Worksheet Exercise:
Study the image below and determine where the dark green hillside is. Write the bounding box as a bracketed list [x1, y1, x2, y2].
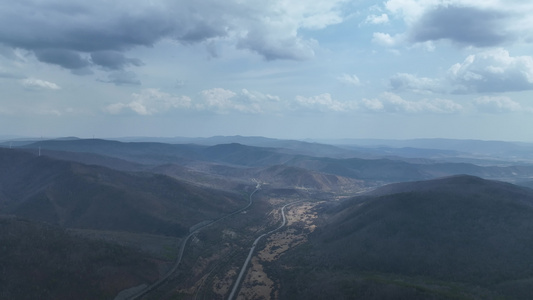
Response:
[277, 175, 533, 299]
[0, 148, 244, 236]
[0, 216, 158, 300]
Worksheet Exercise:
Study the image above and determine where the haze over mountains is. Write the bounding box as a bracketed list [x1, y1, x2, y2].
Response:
[2, 136, 533, 299]
[15, 136, 533, 185]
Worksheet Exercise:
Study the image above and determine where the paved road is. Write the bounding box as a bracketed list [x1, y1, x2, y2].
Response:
[227, 201, 301, 300]
[126, 186, 260, 300]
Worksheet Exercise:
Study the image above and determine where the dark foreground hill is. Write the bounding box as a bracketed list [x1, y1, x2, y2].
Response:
[0, 148, 244, 236]
[0, 216, 158, 300]
[276, 175, 533, 299]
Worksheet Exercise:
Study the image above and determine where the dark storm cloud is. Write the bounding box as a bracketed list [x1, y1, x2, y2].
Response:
[99, 71, 141, 86]
[91, 51, 144, 70]
[0, 0, 338, 73]
[0, 1, 221, 72]
[34, 49, 90, 70]
[175, 19, 228, 43]
[410, 5, 510, 47]
[0, 2, 176, 52]
[238, 35, 314, 61]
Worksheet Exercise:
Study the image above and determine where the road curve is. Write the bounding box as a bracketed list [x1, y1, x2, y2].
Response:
[126, 187, 260, 300]
[227, 201, 301, 300]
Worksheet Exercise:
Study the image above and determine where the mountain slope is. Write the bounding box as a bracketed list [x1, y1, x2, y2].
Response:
[0, 216, 158, 300]
[277, 175, 533, 299]
[0, 148, 244, 236]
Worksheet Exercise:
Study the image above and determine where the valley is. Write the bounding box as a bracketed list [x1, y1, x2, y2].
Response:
[2, 136, 533, 299]
[6, 2, 533, 299]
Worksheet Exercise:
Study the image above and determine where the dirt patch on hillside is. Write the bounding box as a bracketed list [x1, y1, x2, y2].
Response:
[286, 202, 320, 230]
[213, 267, 239, 297]
[236, 201, 321, 299]
[238, 257, 277, 300]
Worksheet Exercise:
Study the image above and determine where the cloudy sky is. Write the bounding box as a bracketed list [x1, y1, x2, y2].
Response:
[1, 0, 533, 141]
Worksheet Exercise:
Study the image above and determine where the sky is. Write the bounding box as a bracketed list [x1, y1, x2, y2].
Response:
[1, 0, 533, 141]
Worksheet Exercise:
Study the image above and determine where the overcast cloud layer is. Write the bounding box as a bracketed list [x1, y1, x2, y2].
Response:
[1, 0, 533, 141]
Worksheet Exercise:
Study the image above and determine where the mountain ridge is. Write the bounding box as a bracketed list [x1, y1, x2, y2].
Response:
[0, 148, 245, 236]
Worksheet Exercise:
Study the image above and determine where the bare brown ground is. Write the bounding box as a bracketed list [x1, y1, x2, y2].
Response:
[213, 268, 238, 297]
[233, 201, 322, 300]
[237, 257, 277, 300]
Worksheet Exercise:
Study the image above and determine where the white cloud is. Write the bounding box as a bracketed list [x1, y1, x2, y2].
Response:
[105, 88, 191, 115]
[294, 93, 357, 112]
[365, 14, 389, 24]
[361, 92, 463, 113]
[390, 49, 533, 94]
[199, 88, 281, 113]
[21, 78, 61, 90]
[472, 96, 524, 113]
[372, 32, 401, 47]
[385, 0, 435, 24]
[448, 49, 533, 93]
[360, 98, 384, 111]
[105, 87, 283, 115]
[337, 73, 361, 86]
[382, 92, 462, 113]
[199, 88, 238, 112]
[238, 89, 281, 113]
[292, 92, 463, 114]
[229, 2, 348, 61]
[240, 89, 280, 103]
[390, 73, 443, 93]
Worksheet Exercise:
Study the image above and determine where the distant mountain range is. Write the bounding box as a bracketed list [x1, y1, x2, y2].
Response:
[118, 136, 533, 163]
[11, 138, 533, 186]
[7, 135, 533, 163]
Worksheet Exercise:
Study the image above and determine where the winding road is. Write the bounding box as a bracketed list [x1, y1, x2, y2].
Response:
[126, 185, 261, 300]
[227, 200, 301, 300]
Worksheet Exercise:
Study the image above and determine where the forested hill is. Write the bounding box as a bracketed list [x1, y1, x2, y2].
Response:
[278, 175, 533, 299]
[0, 148, 244, 236]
